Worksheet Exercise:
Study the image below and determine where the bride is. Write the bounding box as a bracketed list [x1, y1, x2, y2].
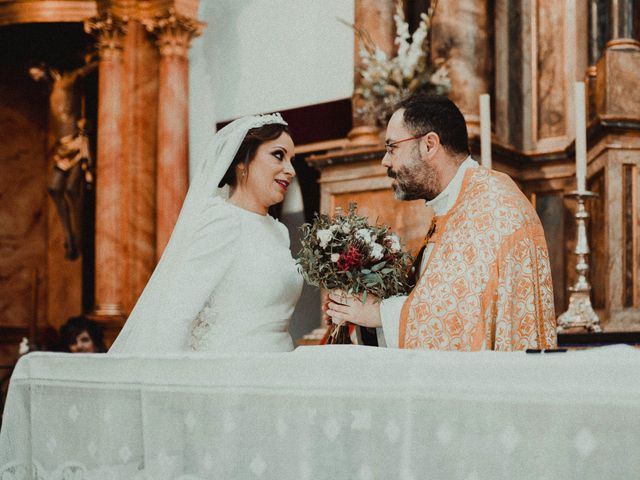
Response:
[109, 113, 303, 354]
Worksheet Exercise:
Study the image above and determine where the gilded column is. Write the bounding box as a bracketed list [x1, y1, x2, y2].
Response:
[144, 10, 204, 258]
[431, 0, 491, 136]
[84, 13, 128, 318]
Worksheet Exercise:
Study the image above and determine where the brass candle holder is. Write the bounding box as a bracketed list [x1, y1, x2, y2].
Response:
[557, 190, 601, 333]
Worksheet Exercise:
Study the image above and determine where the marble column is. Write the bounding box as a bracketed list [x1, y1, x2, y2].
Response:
[430, 0, 491, 136]
[595, 1, 640, 121]
[609, 0, 640, 42]
[144, 10, 204, 258]
[589, 0, 606, 65]
[586, 0, 605, 120]
[494, 0, 588, 152]
[120, 20, 160, 313]
[84, 13, 128, 318]
[589, 0, 640, 330]
[348, 0, 395, 145]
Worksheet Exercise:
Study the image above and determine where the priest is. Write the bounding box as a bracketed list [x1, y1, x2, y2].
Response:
[326, 94, 557, 351]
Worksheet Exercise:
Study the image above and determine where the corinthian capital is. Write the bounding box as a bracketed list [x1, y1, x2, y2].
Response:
[143, 8, 205, 58]
[84, 13, 128, 60]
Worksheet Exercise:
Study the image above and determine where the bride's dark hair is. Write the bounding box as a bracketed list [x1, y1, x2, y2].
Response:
[218, 123, 291, 188]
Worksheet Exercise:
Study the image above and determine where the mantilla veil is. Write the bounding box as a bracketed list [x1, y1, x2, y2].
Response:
[109, 113, 288, 354]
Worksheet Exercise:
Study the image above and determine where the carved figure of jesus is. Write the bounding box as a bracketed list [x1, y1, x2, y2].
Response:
[29, 61, 97, 260]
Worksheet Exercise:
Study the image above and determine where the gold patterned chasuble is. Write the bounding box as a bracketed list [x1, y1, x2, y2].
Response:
[399, 167, 557, 351]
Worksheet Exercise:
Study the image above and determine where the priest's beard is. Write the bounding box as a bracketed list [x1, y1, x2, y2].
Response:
[388, 144, 441, 201]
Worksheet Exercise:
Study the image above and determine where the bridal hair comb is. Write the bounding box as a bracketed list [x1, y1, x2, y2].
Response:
[253, 112, 288, 127]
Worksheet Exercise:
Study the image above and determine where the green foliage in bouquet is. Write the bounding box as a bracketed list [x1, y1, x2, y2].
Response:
[297, 204, 414, 302]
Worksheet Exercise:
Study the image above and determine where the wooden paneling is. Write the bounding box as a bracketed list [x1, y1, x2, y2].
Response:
[622, 164, 638, 309]
[535, 192, 566, 316]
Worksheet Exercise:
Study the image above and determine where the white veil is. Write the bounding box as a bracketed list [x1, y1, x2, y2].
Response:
[109, 113, 288, 354]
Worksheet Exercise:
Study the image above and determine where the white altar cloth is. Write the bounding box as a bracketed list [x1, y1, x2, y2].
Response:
[1, 345, 640, 480]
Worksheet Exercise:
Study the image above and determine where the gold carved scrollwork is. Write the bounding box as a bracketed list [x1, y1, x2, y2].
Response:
[143, 8, 205, 58]
[84, 13, 128, 60]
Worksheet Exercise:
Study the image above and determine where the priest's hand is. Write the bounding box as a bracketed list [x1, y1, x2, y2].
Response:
[326, 290, 382, 328]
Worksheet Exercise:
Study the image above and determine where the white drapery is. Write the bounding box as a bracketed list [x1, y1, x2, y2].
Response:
[2, 346, 640, 479]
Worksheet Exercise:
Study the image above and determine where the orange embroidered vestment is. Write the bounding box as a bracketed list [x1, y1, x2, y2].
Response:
[399, 167, 557, 351]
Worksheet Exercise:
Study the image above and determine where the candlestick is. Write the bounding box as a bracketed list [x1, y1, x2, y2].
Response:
[557, 190, 601, 333]
[574, 82, 587, 193]
[479, 94, 492, 169]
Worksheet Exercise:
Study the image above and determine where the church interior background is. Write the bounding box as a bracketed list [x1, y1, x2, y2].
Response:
[0, 0, 639, 407]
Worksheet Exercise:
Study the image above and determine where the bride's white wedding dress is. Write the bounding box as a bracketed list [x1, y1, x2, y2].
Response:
[109, 113, 303, 354]
[189, 197, 303, 352]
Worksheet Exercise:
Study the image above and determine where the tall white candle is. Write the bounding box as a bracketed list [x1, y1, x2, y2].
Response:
[574, 82, 587, 192]
[479, 94, 492, 169]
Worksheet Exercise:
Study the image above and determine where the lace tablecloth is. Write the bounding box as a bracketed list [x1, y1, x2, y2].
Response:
[1, 345, 639, 479]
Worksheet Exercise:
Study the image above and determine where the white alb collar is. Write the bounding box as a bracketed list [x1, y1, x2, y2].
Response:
[426, 156, 478, 216]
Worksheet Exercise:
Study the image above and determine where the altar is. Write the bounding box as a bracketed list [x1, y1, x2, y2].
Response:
[2, 346, 640, 480]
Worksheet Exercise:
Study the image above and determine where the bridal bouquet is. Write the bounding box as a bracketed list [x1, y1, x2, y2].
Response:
[297, 204, 413, 344]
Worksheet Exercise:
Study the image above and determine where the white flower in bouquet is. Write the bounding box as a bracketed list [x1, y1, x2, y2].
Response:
[355, 228, 373, 244]
[331, 253, 341, 263]
[386, 234, 401, 253]
[316, 229, 333, 248]
[370, 243, 384, 260]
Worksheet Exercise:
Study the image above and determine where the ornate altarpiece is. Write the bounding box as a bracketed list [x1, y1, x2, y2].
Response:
[0, 0, 202, 371]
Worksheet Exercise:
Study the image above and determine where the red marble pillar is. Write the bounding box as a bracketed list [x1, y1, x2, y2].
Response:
[84, 14, 128, 318]
[144, 11, 204, 258]
[120, 20, 159, 313]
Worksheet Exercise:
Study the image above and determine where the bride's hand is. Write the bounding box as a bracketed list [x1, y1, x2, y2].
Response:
[326, 290, 382, 328]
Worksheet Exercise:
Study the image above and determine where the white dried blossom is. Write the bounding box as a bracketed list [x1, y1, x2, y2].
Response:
[19, 337, 29, 355]
[331, 253, 341, 263]
[374, 46, 388, 63]
[348, 0, 448, 126]
[316, 229, 333, 248]
[430, 64, 452, 92]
